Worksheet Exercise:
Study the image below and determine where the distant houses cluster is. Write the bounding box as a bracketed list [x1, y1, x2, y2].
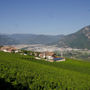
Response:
[0, 46, 19, 53]
[0, 46, 65, 62]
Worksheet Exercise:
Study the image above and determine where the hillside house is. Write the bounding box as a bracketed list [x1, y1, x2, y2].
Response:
[39, 52, 46, 58]
[38, 51, 65, 62]
[0, 46, 19, 53]
[39, 51, 54, 59]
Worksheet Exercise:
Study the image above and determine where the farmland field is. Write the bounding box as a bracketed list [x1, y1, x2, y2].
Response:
[0, 51, 90, 90]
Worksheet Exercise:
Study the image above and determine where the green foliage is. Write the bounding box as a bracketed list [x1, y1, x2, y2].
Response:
[0, 51, 90, 89]
[0, 45, 3, 48]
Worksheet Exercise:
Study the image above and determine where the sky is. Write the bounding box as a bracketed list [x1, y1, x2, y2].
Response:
[0, 0, 90, 35]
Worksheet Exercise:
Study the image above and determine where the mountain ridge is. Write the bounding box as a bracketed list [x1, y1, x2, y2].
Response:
[56, 25, 90, 49]
[0, 25, 90, 49]
[0, 34, 64, 45]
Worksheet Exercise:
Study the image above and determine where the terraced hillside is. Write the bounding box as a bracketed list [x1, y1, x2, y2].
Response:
[0, 51, 90, 89]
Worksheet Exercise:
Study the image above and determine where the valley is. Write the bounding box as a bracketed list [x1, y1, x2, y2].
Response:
[10, 44, 90, 61]
[1, 0, 90, 89]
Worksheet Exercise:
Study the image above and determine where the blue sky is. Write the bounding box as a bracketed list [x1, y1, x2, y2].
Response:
[0, 0, 90, 35]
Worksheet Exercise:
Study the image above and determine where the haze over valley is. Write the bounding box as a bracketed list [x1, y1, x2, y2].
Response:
[1, 25, 90, 49]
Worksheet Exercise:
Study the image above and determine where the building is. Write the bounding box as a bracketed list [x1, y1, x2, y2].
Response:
[0, 46, 19, 53]
[39, 51, 54, 59]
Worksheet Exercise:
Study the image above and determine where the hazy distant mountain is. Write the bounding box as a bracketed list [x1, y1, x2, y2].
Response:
[1, 25, 90, 49]
[0, 34, 17, 45]
[0, 34, 64, 45]
[56, 25, 90, 49]
[10, 34, 64, 44]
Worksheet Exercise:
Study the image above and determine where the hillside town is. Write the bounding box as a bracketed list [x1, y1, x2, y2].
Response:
[0, 46, 19, 53]
[1, 44, 90, 61]
[0, 46, 65, 62]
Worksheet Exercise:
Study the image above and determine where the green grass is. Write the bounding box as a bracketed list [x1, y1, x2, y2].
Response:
[0, 51, 90, 90]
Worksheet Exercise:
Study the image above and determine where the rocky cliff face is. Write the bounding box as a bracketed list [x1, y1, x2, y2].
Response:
[80, 26, 90, 39]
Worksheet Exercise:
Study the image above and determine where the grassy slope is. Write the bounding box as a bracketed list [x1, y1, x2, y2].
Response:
[0, 51, 90, 89]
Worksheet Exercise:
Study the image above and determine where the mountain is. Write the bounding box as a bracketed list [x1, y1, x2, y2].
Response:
[1, 25, 90, 48]
[10, 34, 64, 44]
[0, 34, 64, 45]
[0, 34, 17, 45]
[56, 25, 90, 49]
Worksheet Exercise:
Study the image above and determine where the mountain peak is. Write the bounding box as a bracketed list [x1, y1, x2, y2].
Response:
[56, 25, 90, 49]
[81, 25, 90, 39]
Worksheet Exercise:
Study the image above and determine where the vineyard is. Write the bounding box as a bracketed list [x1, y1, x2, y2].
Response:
[0, 51, 90, 90]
